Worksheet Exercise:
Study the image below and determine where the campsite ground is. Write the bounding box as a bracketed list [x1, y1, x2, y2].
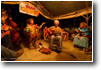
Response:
[14, 38, 92, 61]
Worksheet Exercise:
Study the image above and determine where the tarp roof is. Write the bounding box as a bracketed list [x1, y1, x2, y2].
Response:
[1, 1, 92, 20]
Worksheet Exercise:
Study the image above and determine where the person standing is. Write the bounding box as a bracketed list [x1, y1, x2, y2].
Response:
[43, 26, 48, 40]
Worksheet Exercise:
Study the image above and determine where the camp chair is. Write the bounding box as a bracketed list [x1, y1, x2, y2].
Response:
[25, 34, 38, 50]
[48, 35, 63, 51]
[23, 28, 36, 49]
[53, 38, 60, 46]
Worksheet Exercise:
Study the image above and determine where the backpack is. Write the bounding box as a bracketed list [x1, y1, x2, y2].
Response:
[39, 42, 51, 54]
[39, 47, 51, 55]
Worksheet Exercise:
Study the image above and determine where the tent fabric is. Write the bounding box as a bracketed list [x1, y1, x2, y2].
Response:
[53, 9, 92, 20]
[39, 1, 90, 17]
[1, 1, 92, 20]
[31, 1, 92, 20]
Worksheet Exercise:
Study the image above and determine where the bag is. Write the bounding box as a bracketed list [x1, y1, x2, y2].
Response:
[39, 47, 51, 55]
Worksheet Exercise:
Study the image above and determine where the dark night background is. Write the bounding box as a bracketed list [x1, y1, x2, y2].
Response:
[1, 4, 92, 34]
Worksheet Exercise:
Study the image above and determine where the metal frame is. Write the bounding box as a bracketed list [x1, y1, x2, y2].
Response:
[37, 1, 54, 18]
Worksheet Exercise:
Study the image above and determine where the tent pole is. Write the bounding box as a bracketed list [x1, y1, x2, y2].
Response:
[74, 18, 75, 29]
[88, 14, 92, 18]
[86, 1, 88, 26]
[82, 15, 86, 18]
[87, 12, 88, 26]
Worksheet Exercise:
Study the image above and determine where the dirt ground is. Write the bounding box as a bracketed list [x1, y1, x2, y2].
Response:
[14, 38, 92, 61]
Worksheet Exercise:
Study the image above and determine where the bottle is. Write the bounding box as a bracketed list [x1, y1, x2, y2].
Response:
[26, 27, 30, 33]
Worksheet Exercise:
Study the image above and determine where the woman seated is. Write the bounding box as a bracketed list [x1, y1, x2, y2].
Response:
[61, 29, 69, 41]
[73, 22, 90, 51]
[24, 18, 45, 48]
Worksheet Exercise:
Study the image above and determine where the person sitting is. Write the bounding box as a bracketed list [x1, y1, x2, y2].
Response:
[23, 18, 45, 48]
[61, 29, 69, 41]
[43, 26, 48, 40]
[1, 45, 23, 61]
[73, 22, 90, 51]
[1, 16, 13, 49]
[1, 10, 12, 25]
[48, 20, 62, 51]
[1, 10, 8, 23]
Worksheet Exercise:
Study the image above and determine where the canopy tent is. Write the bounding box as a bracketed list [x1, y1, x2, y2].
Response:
[1, 1, 92, 25]
[1, 1, 92, 19]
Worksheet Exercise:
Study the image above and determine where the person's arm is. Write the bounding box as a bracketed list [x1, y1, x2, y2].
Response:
[47, 26, 53, 34]
[75, 28, 79, 32]
[23, 26, 28, 31]
[9, 26, 12, 29]
[60, 28, 62, 33]
[39, 22, 46, 29]
[78, 35, 87, 39]
[47, 28, 50, 32]
[78, 30, 90, 39]
[82, 35, 87, 37]
[23, 28, 26, 31]
[23, 25, 30, 32]
[5, 25, 12, 31]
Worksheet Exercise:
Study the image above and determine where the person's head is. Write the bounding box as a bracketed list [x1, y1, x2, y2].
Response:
[27, 18, 34, 25]
[44, 26, 47, 29]
[54, 20, 59, 27]
[80, 22, 84, 28]
[35, 24, 38, 26]
[1, 11, 6, 16]
[61, 29, 64, 32]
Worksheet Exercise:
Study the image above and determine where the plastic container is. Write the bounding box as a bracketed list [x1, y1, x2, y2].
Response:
[26, 27, 30, 33]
